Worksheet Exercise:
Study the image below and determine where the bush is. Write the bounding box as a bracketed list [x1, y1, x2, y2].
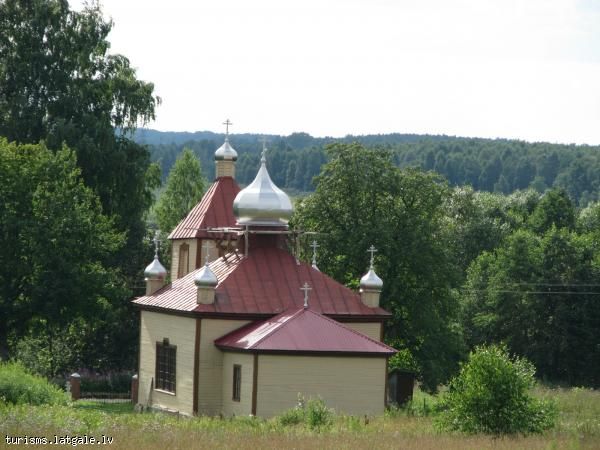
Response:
[436, 345, 557, 435]
[277, 394, 333, 430]
[0, 361, 69, 406]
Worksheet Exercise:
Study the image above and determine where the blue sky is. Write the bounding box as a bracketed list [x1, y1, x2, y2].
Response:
[71, 0, 600, 144]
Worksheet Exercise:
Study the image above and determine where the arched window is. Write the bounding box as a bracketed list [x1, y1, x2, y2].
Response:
[178, 243, 189, 278]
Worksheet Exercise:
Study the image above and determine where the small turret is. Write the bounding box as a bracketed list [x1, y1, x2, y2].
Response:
[360, 245, 383, 308]
[215, 119, 238, 179]
[195, 249, 218, 304]
[145, 232, 167, 295]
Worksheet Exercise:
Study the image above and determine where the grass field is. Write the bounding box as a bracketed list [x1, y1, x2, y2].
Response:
[1, 387, 598, 449]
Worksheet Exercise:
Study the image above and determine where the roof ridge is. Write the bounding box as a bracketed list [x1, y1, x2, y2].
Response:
[247, 307, 305, 350]
[307, 309, 396, 351]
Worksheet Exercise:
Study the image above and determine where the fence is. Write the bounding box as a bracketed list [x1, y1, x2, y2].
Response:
[68, 373, 138, 403]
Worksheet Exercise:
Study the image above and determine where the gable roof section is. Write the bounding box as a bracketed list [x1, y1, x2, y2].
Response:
[215, 307, 396, 355]
[133, 246, 391, 319]
[168, 177, 240, 240]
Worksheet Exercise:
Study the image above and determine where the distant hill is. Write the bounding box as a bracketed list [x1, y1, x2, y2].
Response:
[135, 129, 600, 205]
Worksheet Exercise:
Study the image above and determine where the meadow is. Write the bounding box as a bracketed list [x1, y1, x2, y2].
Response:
[1, 387, 598, 450]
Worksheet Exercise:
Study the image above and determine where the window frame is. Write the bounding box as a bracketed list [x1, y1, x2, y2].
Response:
[155, 338, 177, 394]
[232, 364, 242, 402]
[178, 243, 190, 278]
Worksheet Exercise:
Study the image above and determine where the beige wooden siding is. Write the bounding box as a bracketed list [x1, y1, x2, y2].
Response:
[170, 239, 198, 280]
[221, 353, 254, 416]
[138, 311, 196, 415]
[256, 355, 386, 418]
[343, 322, 382, 341]
[197, 319, 250, 415]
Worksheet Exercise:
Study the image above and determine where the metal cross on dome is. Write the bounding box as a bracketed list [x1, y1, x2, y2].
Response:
[223, 119, 233, 137]
[310, 240, 319, 269]
[300, 282, 312, 308]
[153, 230, 161, 258]
[367, 245, 377, 269]
[259, 136, 269, 162]
[202, 241, 212, 265]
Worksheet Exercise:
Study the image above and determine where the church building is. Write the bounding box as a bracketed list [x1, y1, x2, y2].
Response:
[133, 124, 395, 417]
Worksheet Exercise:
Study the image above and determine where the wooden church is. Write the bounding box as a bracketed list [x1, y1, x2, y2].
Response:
[133, 124, 396, 417]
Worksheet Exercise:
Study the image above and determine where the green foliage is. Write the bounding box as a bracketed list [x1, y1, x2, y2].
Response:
[0, 362, 68, 406]
[278, 395, 333, 430]
[293, 142, 464, 390]
[80, 374, 131, 394]
[145, 130, 600, 205]
[0, 139, 128, 375]
[528, 189, 575, 233]
[436, 345, 557, 435]
[155, 148, 206, 233]
[305, 397, 334, 430]
[0, 0, 160, 283]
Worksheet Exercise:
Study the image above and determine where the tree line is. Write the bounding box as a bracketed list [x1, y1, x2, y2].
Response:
[148, 133, 600, 204]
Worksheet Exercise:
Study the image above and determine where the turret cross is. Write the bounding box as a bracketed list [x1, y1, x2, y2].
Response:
[223, 119, 233, 136]
[310, 240, 319, 267]
[259, 136, 268, 162]
[300, 282, 312, 308]
[202, 241, 212, 265]
[367, 245, 377, 269]
[153, 230, 161, 258]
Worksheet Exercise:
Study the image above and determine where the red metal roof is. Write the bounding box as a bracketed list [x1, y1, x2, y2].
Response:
[168, 177, 240, 239]
[215, 307, 396, 355]
[133, 246, 391, 319]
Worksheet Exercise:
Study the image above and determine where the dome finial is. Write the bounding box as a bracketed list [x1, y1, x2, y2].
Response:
[223, 119, 232, 140]
[311, 240, 320, 271]
[195, 241, 218, 288]
[153, 230, 161, 259]
[215, 120, 238, 162]
[259, 136, 268, 163]
[144, 230, 167, 281]
[360, 244, 383, 292]
[367, 245, 377, 270]
[300, 282, 312, 308]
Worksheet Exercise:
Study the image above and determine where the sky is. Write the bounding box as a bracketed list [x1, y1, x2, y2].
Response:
[70, 0, 600, 145]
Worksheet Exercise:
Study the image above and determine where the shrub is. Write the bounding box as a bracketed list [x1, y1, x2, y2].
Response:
[436, 344, 557, 435]
[0, 361, 69, 406]
[277, 394, 333, 430]
[305, 397, 333, 430]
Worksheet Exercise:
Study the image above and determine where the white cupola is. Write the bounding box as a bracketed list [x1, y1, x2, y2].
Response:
[144, 233, 168, 295]
[195, 252, 218, 304]
[215, 119, 238, 179]
[359, 245, 383, 308]
[232, 140, 293, 227]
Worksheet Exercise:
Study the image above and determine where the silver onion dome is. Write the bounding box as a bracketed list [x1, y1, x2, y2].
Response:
[144, 256, 167, 280]
[194, 263, 218, 288]
[360, 268, 383, 291]
[214, 138, 238, 161]
[233, 146, 293, 227]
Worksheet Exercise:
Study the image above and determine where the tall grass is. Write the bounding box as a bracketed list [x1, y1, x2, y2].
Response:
[0, 386, 598, 449]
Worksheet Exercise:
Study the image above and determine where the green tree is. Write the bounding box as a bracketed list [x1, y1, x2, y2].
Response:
[293, 143, 464, 390]
[437, 345, 556, 435]
[0, 139, 127, 373]
[155, 148, 206, 234]
[0, 0, 160, 280]
[528, 189, 575, 233]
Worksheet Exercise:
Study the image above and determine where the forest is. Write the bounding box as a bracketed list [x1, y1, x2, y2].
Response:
[0, 0, 598, 395]
[144, 130, 600, 205]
